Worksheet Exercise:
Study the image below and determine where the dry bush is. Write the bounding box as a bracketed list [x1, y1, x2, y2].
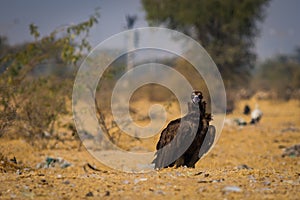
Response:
[18, 77, 70, 140]
[0, 85, 17, 137]
[0, 76, 72, 147]
[0, 152, 21, 173]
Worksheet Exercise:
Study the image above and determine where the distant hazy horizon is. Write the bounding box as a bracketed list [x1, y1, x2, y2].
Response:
[1, 0, 299, 60]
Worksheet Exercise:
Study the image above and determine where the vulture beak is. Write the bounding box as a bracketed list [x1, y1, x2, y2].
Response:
[192, 94, 201, 104]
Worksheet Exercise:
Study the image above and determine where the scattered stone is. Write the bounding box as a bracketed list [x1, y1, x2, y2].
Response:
[154, 190, 165, 195]
[248, 175, 256, 183]
[282, 144, 300, 157]
[10, 193, 17, 198]
[280, 127, 299, 133]
[86, 191, 93, 197]
[57, 174, 62, 179]
[40, 179, 47, 183]
[134, 178, 148, 184]
[278, 145, 286, 149]
[22, 191, 35, 198]
[282, 180, 294, 185]
[264, 181, 271, 186]
[258, 188, 271, 192]
[23, 168, 30, 172]
[212, 178, 224, 183]
[223, 186, 242, 193]
[63, 180, 70, 185]
[236, 164, 253, 170]
[198, 178, 224, 183]
[175, 172, 183, 177]
[198, 187, 207, 192]
[104, 191, 110, 196]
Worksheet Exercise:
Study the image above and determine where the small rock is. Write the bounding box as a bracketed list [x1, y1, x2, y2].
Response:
[248, 175, 256, 183]
[175, 172, 182, 177]
[283, 180, 294, 185]
[134, 178, 148, 184]
[236, 164, 253, 170]
[63, 180, 70, 185]
[16, 169, 22, 175]
[282, 144, 300, 157]
[154, 190, 165, 195]
[198, 187, 207, 192]
[104, 191, 110, 196]
[259, 188, 271, 192]
[23, 168, 30, 172]
[223, 186, 242, 193]
[212, 178, 224, 183]
[280, 127, 300, 133]
[264, 181, 271, 186]
[61, 162, 72, 168]
[86, 191, 93, 197]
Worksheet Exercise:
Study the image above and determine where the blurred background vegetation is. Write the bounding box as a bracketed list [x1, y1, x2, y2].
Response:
[0, 1, 299, 147]
[0, 10, 100, 145]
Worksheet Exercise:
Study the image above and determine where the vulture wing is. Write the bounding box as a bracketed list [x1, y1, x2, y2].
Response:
[153, 115, 199, 169]
[198, 125, 216, 158]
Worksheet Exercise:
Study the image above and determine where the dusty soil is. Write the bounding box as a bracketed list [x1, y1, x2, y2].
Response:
[0, 99, 299, 199]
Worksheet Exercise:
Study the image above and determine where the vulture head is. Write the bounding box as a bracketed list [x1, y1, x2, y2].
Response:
[191, 91, 203, 104]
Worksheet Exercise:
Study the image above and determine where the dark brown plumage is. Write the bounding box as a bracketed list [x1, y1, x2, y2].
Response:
[153, 91, 215, 169]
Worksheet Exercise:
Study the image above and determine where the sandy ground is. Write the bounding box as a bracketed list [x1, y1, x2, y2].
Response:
[0, 99, 299, 199]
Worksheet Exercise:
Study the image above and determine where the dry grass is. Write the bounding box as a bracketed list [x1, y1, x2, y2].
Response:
[0, 98, 299, 199]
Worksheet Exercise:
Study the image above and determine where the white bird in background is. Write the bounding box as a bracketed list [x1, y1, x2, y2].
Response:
[250, 104, 263, 124]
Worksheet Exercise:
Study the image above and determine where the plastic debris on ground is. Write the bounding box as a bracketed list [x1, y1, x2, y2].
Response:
[36, 156, 72, 169]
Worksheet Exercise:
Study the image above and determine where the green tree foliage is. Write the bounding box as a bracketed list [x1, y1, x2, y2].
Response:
[0, 9, 100, 140]
[142, 0, 270, 88]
